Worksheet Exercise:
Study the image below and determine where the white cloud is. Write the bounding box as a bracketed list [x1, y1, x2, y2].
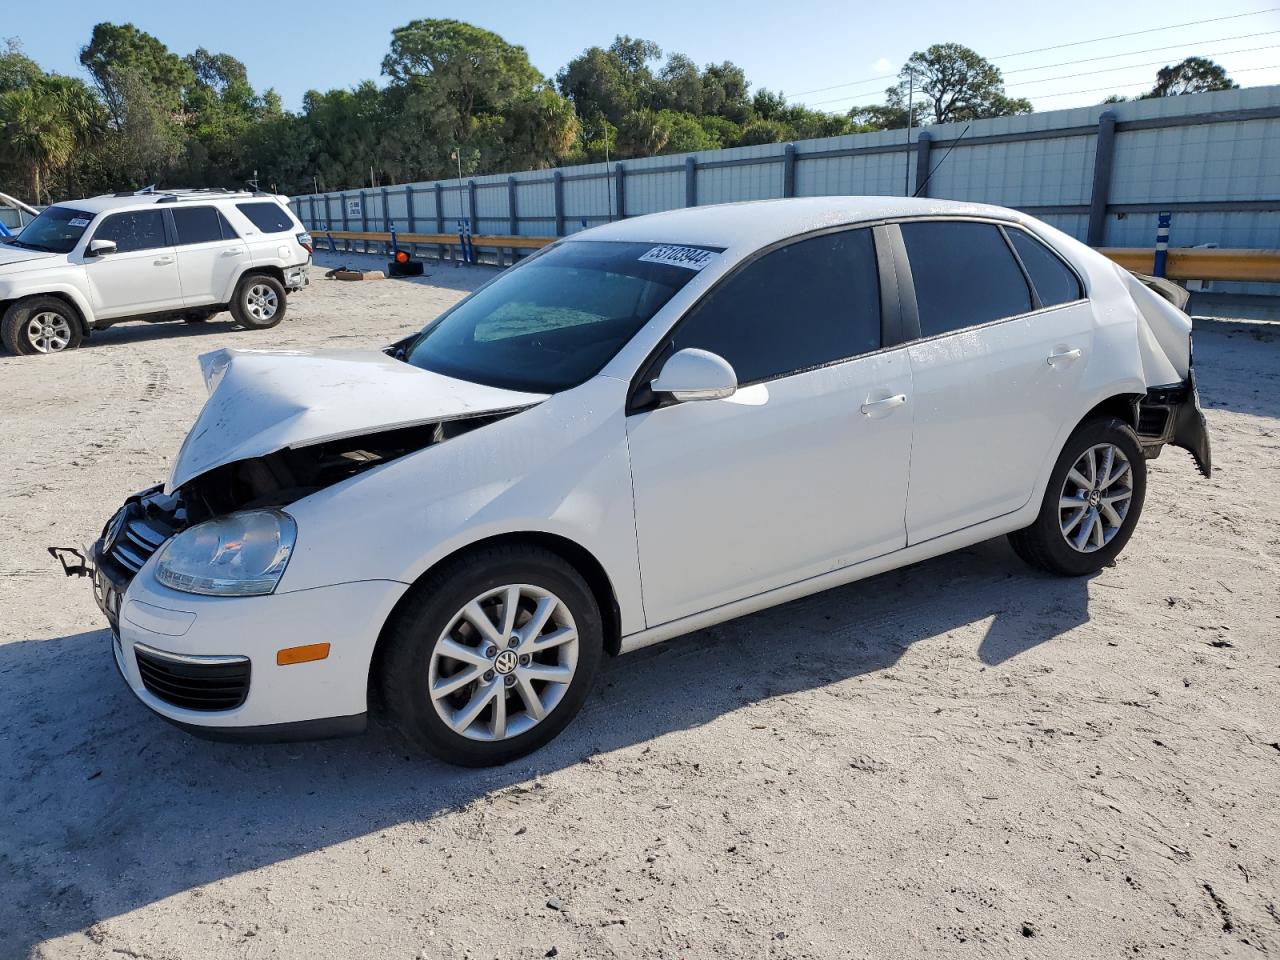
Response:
[874, 57, 893, 73]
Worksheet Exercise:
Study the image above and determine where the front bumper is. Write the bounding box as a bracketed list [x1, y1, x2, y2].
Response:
[91, 533, 405, 741]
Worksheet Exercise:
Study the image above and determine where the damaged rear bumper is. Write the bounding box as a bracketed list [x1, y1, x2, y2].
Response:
[1136, 366, 1212, 478]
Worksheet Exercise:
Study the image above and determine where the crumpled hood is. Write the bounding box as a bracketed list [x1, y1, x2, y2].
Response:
[167, 348, 548, 492]
[0, 243, 58, 271]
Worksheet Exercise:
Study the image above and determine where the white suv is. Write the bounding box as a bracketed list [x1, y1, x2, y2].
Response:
[76, 198, 1210, 766]
[0, 188, 312, 355]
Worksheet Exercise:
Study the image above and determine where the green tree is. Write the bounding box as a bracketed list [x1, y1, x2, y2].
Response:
[886, 43, 1030, 124]
[0, 38, 43, 92]
[557, 36, 662, 124]
[382, 19, 541, 144]
[79, 22, 193, 123]
[502, 87, 581, 169]
[700, 61, 750, 121]
[657, 53, 703, 114]
[1145, 56, 1238, 97]
[0, 85, 72, 201]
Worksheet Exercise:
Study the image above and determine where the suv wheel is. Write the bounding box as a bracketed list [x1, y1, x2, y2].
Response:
[379, 545, 603, 767]
[2, 296, 84, 356]
[1009, 417, 1147, 576]
[229, 274, 287, 329]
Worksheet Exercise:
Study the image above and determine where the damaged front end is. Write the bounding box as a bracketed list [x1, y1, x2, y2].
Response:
[74, 347, 546, 627]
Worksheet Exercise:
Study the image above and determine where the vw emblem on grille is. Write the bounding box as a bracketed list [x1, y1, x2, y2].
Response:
[493, 649, 519, 676]
[102, 509, 127, 554]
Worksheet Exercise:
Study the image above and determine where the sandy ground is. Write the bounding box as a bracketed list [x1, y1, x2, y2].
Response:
[1, 250, 1278, 960]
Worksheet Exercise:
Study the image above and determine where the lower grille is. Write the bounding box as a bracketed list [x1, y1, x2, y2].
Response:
[134, 644, 251, 711]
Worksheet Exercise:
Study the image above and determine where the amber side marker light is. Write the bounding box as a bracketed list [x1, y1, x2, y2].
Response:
[276, 643, 331, 666]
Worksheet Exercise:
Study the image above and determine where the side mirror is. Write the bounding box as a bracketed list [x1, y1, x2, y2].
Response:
[87, 239, 117, 257]
[650, 348, 737, 403]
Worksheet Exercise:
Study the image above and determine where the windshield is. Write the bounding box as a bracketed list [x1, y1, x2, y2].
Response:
[404, 240, 716, 393]
[12, 206, 94, 254]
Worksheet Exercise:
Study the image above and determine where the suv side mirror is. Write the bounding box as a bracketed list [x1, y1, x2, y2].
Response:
[87, 239, 117, 257]
[650, 348, 737, 403]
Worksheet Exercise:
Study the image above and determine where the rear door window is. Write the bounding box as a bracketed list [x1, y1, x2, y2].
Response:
[172, 206, 225, 245]
[900, 221, 1033, 337]
[235, 202, 293, 234]
[669, 228, 881, 385]
[1006, 228, 1083, 307]
[93, 210, 169, 253]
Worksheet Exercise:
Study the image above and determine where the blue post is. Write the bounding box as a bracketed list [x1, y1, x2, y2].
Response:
[1153, 211, 1172, 278]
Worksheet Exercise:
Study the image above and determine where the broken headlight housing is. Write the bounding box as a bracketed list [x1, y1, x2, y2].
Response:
[154, 510, 296, 597]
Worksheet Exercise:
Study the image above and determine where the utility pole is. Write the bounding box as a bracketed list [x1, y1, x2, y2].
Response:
[904, 68, 916, 197]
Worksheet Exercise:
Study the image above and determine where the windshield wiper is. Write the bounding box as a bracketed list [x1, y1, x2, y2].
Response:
[8, 240, 56, 252]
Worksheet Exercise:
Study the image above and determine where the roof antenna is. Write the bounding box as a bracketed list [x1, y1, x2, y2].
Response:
[913, 123, 970, 198]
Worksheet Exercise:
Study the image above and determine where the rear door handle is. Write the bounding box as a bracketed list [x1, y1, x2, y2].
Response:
[221, 249, 244, 257]
[1047, 347, 1082, 366]
[153, 256, 175, 266]
[861, 393, 907, 417]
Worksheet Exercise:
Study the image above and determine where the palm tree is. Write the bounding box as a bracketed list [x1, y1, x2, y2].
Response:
[0, 85, 73, 203]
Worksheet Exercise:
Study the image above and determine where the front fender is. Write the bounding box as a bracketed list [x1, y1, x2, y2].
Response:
[278, 376, 645, 635]
[0, 281, 95, 330]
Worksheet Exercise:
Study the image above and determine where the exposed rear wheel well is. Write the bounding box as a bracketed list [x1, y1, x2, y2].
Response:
[1080, 394, 1140, 431]
[237, 266, 286, 289]
[368, 532, 623, 706]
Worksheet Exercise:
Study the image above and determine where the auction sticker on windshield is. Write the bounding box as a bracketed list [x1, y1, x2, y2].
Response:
[638, 245, 717, 271]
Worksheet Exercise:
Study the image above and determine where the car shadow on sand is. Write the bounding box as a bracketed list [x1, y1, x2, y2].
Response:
[0, 536, 1091, 956]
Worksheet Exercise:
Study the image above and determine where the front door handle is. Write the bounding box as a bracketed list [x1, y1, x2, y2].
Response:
[860, 393, 907, 417]
[1047, 347, 1082, 366]
[153, 256, 175, 266]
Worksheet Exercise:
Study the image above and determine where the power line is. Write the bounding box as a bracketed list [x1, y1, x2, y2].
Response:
[991, 7, 1279, 59]
[787, 7, 1279, 99]
[805, 42, 1279, 109]
[1010, 43, 1280, 90]
[1029, 62, 1276, 100]
[1001, 28, 1280, 75]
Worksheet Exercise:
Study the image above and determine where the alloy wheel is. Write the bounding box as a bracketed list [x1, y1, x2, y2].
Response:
[1059, 442, 1133, 553]
[26, 311, 72, 353]
[428, 584, 579, 742]
[245, 284, 279, 322]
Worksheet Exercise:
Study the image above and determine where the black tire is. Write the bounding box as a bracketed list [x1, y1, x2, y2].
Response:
[1009, 417, 1147, 576]
[1, 296, 84, 356]
[228, 274, 286, 329]
[379, 545, 603, 767]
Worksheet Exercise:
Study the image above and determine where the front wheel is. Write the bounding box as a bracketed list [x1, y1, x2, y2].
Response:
[229, 274, 286, 329]
[1009, 417, 1147, 576]
[379, 545, 603, 766]
[1, 296, 84, 356]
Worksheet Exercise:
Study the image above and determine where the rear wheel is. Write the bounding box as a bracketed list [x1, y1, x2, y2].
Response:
[379, 545, 603, 767]
[1009, 417, 1146, 576]
[229, 274, 286, 329]
[1, 296, 84, 356]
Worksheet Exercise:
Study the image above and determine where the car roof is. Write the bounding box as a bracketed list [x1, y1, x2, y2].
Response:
[571, 196, 1026, 257]
[49, 191, 284, 216]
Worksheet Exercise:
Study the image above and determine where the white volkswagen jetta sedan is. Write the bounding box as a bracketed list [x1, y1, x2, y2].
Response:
[77, 198, 1210, 766]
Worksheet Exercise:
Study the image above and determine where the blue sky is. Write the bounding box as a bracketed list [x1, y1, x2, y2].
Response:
[8, 1, 1280, 113]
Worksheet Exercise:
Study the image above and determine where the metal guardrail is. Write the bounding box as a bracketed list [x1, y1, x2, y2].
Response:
[1100, 248, 1280, 283]
[309, 227, 1279, 284]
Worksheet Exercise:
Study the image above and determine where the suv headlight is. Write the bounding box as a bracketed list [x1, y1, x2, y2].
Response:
[155, 510, 296, 597]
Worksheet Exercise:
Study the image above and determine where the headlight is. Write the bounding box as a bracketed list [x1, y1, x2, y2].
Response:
[154, 510, 296, 597]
